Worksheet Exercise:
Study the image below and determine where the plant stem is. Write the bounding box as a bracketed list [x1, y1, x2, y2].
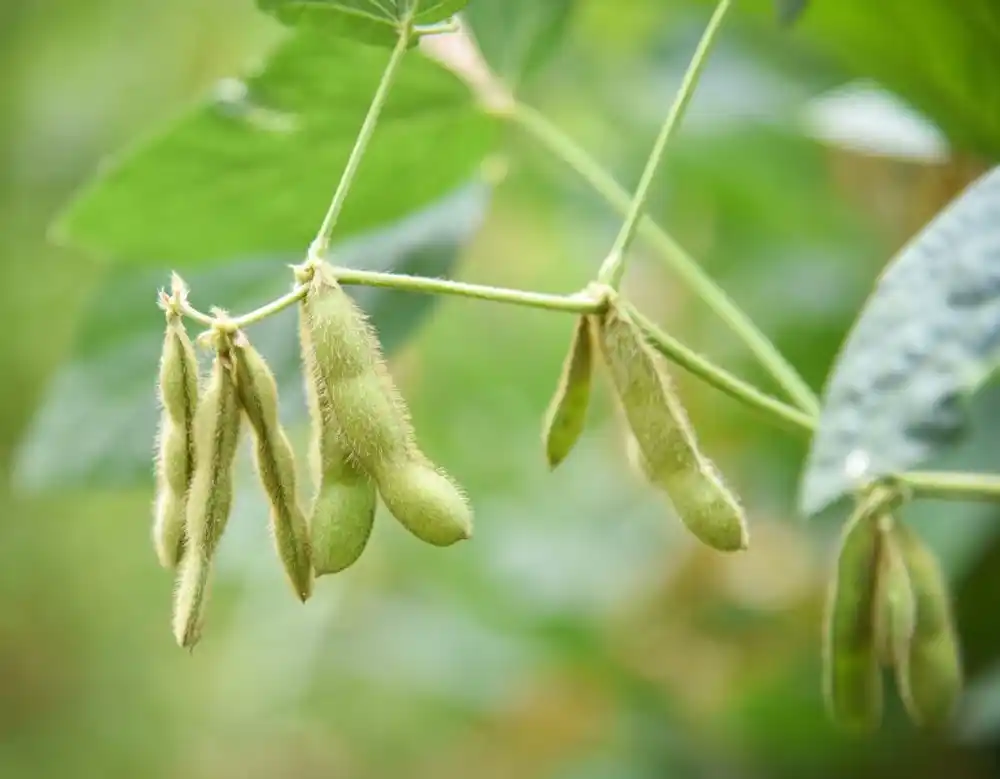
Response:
[896, 471, 1000, 503]
[308, 20, 412, 260]
[334, 267, 603, 313]
[626, 303, 814, 435]
[176, 271, 604, 330]
[507, 102, 820, 417]
[599, 0, 732, 288]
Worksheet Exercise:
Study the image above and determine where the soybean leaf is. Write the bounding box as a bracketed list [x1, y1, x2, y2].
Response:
[464, 0, 575, 88]
[688, 0, 1000, 157]
[775, 0, 809, 26]
[799, 165, 1000, 517]
[15, 182, 490, 491]
[53, 25, 494, 267]
[257, 0, 468, 46]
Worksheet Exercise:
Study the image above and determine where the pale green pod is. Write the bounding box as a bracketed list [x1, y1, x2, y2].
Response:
[376, 457, 473, 547]
[153, 488, 186, 573]
[300, 289, 378, 575]
[172, 546, 211, 650]
[590, 303, 747, 552]
[822, 501, 885, 732]
[231, 333, 312, 601]
[542, 316, 595, 469]
[297, 261, 414, 467]
[175, 347, 242, 648]
[892, 522, 963, 728]
[298, 260, 473, 548]
[152, 314, 200, 569]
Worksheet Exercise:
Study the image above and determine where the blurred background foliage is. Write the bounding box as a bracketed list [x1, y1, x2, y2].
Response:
[4, 0, 1000, 777]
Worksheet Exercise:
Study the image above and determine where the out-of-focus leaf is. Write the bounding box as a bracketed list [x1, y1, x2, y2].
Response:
[776, 0, 809, 27]
[699, 0, 1000, 157]
[465, 0, 575, 88]
[53, 25, 494, 266]
[257, 0, 468, 46]
[799, 165, 1000, 517]
[15, 182, 490, 491]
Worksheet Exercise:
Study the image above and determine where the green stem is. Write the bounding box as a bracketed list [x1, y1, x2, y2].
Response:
[309, 20, 412, 259]
[334, 267, 603, 313]
[626, 303, 814, 435]
[506, 102, 820, 417]
[175, 271, 603, 330]
[896, 471, 1000, 503]
[600, 0, 732, 288]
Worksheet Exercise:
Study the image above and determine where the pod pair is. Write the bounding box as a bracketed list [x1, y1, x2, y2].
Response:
[823, 498, 962, 731]
[296, 260, 473, 577]
[542, 297, 747, 552]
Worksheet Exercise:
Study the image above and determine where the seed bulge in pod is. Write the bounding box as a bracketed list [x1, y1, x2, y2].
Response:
[231, 332, 313, 601]
[377, 457, 473, 547]
[542, 316, 595, 469]
[822, 498, 885, 732]
[590, 303, 747, 552]
[892, 522, 962, 728]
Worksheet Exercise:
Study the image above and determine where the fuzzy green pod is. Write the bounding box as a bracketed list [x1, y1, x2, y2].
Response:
[590, 302, 747, 552]
[297, 260, 472, 548]
[173, 345, 242, 649]
[231, 333, 313, 601]
[152, 309, 200, 569]
[873, 516, 916, 670]
[542, 316, 594, 469]
[377, 456, 473, 547]
[822, 501, 885, 732]
[892, 522, 962, 728]
[300, 311, 377, 576]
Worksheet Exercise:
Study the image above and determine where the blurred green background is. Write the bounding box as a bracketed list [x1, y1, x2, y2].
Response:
[5, 0, 1000, 777]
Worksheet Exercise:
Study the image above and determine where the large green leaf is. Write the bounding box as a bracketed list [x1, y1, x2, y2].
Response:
[799, 165, 1000, 517]
[705, 0, 1000, 157]
[257, 0, 468, 46]
[15, 182, 490, 491]
[464, 0, 576, 88]
[53, 25, 494, 267]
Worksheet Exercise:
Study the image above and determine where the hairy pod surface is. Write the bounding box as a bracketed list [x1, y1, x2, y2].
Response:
[377, 457, 473, 547]
[543, 316, 595, 469]
[153, 314, 200, 569]
[300, 301, 378, 575]
[822, 501, 885, 732]
[590, 303, 747, 552]
[298, 261, 414, 467]
[231, 334, 313, 601]
[172, 545, 211, 649]
[891, 522, 962, 727]
[175, 346, 242, 648]
[298, 260, 473, 548]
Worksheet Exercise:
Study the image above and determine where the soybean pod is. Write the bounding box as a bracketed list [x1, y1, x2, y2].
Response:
[590, 299, 747, 552]
[231, 332, 313, 601]
[297, 261, 472, 548]
[153, 295, 200, 569]
[172, 339, 242, 649]
[822, 497, 886, 732]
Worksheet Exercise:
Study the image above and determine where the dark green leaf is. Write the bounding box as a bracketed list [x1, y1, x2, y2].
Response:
[53, 26, 495, 267]
[257, 0, 468, 46]
[799, 165, 1000, 517]
[15, 182, 490, 491]
[464, 0, 575, 88]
